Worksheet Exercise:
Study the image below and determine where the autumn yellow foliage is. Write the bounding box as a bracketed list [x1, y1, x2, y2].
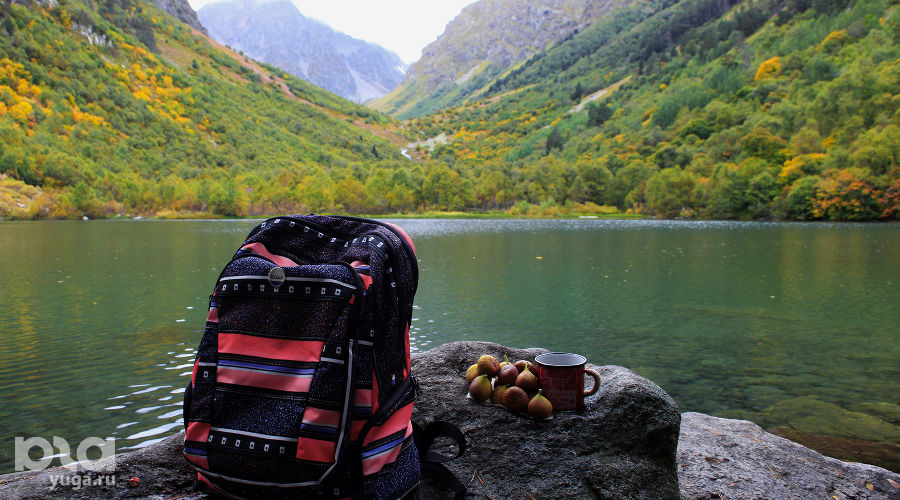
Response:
[820, 30, 849, 53]
[641, 106, 658, 126]
[780, 153, 827, 184]
[754, 57, 782, 80]
[8, 101, 32, 122]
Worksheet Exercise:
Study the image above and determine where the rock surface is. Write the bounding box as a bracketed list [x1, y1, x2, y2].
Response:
[410, 341, 681, 499]
[678, 412, 900, 500]
[149, 0, 207, 35]
[0, 430, 197, 499]
[1, 341, 898, 499]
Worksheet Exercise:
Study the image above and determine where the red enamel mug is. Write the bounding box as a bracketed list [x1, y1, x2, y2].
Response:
[534, 352, 601, 410]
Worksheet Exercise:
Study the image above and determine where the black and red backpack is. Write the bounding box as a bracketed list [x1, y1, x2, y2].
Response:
[182, 215, 463, 499]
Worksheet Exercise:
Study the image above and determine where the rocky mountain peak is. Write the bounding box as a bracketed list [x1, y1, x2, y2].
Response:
[197, 0, 406, 102]
[149, 0, 207, 34]
[374, 0, 622, 117]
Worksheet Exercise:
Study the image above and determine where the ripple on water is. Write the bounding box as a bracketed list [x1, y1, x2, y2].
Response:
[129, 385, 173, 396]
[125, 421, 184, 441]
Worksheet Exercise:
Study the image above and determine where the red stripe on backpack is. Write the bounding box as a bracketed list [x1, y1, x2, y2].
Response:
[363, 403, 414, 447]
[240, 242, 299, 267]
[218, 333, 324, 362]
[185, 421, 210, 443]
[217, 366, 312, 393]
[295, 436, 336, 464]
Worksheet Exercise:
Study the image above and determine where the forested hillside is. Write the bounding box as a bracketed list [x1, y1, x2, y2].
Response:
[373, 0, 616, 120]
[0, 0, 411, 218]
[403, 0, 899, 220]
[1, 0, 897, 220]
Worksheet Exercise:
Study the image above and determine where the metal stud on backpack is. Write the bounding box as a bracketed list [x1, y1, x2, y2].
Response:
[182, 215, 424, 499]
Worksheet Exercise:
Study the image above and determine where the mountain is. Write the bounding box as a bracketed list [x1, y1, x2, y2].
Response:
[148, 0, 207, 34]
[395, 0, 899, 220]
[0, 0, 413, 219]
[197, 0, 406, 103]
[372, 0, 623, 119]
[2, 0, 896, 221]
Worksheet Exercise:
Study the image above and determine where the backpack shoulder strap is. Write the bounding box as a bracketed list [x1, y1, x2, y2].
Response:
[413, 421, 469, 499]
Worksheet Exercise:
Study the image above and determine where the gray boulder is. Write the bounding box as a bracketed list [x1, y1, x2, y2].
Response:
[678, 412, 900, 500]
[410, 341, 682, 500]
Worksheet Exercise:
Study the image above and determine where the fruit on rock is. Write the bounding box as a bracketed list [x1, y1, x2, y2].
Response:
[491, 384, 510, 405]
[502, 386, 529, 413]
[514, 359, 533, 373]
[465, 363, 479, 382]
[477, 354, 501, 377]
[497, 364, 518, 385]
[527, 389, 553, 419]
[469, 374, 493, 401]
[498, 355, 512, 369]
[515, 365, 539, 393]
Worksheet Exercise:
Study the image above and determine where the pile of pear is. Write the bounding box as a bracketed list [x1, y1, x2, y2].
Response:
[466, 354, 553, 419]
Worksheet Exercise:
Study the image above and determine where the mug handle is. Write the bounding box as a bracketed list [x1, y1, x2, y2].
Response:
[584, 369, 601, 397]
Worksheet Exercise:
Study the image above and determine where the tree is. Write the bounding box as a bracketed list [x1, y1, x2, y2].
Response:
[679, 118, 713, 140]
[878, 177, 900, 219]
[574, 158, 613, 204]
[743, 128, 787, 164]
[567, 176, 590, 203]
[705, 164, 748, 218]
[333, 177, 369, 213]
[586, 101, 613, 127]
[782, 176, 820, 220]
[754, 57, 782, 80]
[812, 169, 879, 220]
[570, 82, 584, 102]
[545, 127, 564, 154]
[652, 97, 681, 128]
[610, 160, 654, 207]
[645, 168, 695, 218]
[421, 164, 473, 211]
[67, 181, 103, 217]
[745, 172, 777, 219]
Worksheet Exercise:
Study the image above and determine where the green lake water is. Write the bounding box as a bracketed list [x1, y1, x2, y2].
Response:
[0, 219, 897, 473]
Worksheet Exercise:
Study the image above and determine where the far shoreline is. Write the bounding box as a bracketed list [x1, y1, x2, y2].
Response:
[5, 210, 900, 222]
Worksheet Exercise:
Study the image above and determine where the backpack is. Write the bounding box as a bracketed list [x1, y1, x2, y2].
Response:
[182, 215, 456, 499]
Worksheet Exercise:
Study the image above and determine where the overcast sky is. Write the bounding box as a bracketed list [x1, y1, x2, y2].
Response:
[186, 0, 479, 64]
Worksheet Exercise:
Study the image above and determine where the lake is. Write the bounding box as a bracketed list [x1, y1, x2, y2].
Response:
[0, 219, 897, 473]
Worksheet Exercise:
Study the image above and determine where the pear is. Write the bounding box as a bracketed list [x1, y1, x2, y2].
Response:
[465, 363, 479, 382]
[514, 359, 533, 373]
[497, 363, 518, 386]
[468, 374, 493, 401]
[502, 386, 529, 413]
[515, 365, 539, 393]
[477, 354, 501, 377]
[491, 384, 510, 405]
[527, 389, 553, 419]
